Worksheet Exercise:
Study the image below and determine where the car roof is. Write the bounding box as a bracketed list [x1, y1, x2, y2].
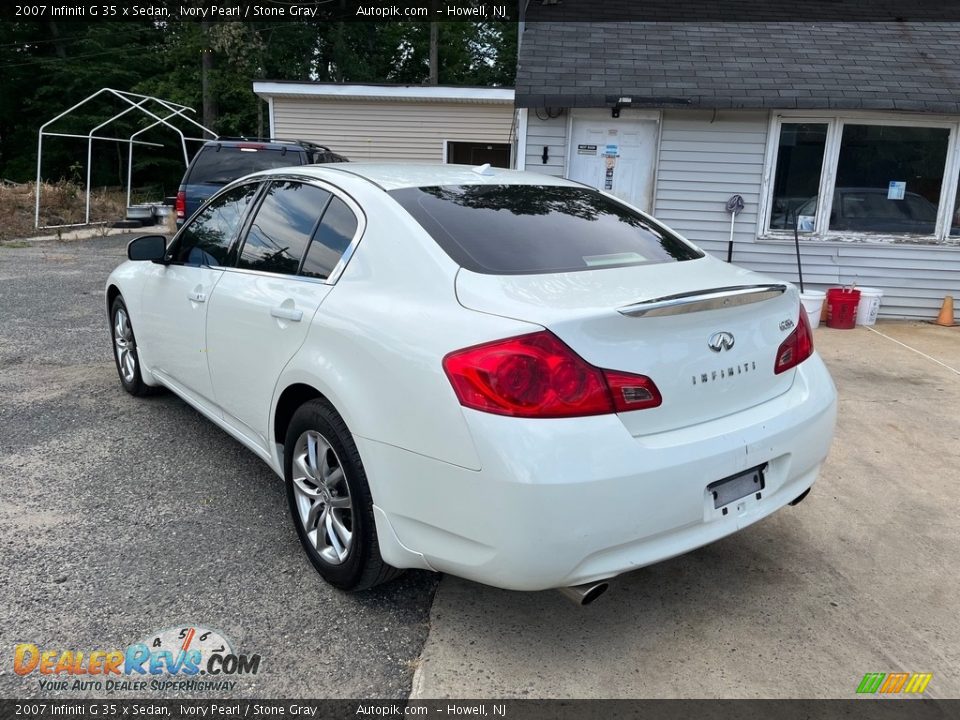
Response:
[255, 163, 585, 191]
[200, 138, 335, 152]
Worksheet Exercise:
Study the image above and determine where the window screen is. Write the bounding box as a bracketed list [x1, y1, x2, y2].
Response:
[172, 183, 259, 266]
[301, 197, 359, 280]
[388, 185, 701, 275]
[237, 181, 331, 276]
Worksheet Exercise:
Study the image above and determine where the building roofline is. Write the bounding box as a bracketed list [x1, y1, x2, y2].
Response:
[253, 81, 515, 104]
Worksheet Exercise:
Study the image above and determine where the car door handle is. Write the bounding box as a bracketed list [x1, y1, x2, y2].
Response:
[270, 306, 303, 322]
[188, 290, 207, 303]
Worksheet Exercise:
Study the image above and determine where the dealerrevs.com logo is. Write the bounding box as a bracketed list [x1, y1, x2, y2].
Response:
[13, 626, 261, 693]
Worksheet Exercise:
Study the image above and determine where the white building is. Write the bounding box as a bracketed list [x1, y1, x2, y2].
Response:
[513, 21, 960, 320]
[253, 81, 515, 168]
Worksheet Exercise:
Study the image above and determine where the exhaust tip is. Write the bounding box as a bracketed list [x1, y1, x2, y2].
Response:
[581, 582, 609, 605]
[789, 488, 811, 506]
[557, 581, 609, 606]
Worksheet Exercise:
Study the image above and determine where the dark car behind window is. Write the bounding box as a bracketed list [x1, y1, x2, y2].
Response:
[185, 147, 307, 185]
[389, 185, 703, 275]
[176, 141, 348, 227]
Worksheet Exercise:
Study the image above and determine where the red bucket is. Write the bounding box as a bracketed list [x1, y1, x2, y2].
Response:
[826, 287, 861, 329]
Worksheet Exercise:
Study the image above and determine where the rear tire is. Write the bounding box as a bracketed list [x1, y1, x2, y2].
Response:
[284, 399, 402, 591]
[110, 296, 159, 397]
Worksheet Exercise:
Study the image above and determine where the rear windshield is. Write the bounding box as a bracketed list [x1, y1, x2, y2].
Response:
[186, 146, 302, 185]
[389, 185, 703, 275]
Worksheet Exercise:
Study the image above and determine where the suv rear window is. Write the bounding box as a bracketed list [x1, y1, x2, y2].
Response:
[187, 147, 303, 185]
[389, 185, 703, 275]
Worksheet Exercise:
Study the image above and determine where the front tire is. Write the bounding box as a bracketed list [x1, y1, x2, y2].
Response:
[110, 296, 157, 397]
[284, 399, 401, 591]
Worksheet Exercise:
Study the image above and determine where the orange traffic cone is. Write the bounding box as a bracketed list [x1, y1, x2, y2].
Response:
[934, 295, 957, 327]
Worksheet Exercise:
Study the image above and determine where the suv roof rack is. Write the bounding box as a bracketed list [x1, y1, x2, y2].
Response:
[213, 136, 334, 152]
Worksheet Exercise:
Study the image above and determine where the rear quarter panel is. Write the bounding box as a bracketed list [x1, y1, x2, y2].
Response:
[275, 188, 538, 471]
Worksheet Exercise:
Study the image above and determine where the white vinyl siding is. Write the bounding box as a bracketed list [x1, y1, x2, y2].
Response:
[271, 98, 514, 163]
[725, 241, 960, 320]
[654, 110, 769, 248]
[524, 111, 566, 177]
[649, 109, 960, 320]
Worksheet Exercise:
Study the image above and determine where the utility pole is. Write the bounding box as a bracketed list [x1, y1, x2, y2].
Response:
[200, 21, 217, 137]
[428, 0, 439, 87]
[429, 22, 439, 84]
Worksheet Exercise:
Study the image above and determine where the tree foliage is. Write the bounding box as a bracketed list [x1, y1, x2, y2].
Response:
[0, 19, 516, 192]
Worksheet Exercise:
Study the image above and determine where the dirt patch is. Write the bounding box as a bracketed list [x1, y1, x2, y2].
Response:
[0, 180, 128, 241]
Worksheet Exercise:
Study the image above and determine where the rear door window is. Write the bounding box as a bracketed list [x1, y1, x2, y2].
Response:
[237, 181, 332, 276]
[300, 197, 359, 280]
[388, 185, 702, 275]
[187, 146, 304, 185]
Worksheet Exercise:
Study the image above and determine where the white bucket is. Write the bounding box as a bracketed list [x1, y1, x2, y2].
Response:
[855, 287, 884, 326]
[800, 290, 826, 329]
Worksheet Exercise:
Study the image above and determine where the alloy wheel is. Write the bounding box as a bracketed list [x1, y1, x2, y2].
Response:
[113, 307, 137, 383]
[291, 430, 354, 565]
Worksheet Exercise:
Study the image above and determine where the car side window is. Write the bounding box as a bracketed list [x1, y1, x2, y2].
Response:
[237, 181, 332, 276]
[171, 183, 260, 266]
[301, 197, 359, 280]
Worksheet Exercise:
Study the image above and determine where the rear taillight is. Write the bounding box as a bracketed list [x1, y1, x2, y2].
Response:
[175, 191, 186, 219]
[774, 308, 814, 375]
[442, 331, 662, 419]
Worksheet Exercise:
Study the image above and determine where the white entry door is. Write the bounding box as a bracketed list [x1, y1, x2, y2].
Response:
[567, 110, 659, 212]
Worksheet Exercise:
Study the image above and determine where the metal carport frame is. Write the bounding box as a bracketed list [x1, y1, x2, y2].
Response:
[35, 88, 216, 229]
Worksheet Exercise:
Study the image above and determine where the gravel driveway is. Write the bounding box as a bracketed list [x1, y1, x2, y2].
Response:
[0, 236, 438, 699]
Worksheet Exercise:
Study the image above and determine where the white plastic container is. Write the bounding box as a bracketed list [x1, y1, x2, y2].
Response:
[855, 287, 884, 326]
[800, 290, 826, 329]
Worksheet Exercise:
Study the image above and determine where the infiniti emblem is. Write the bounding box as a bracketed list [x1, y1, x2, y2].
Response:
[708, 331, 735, 352]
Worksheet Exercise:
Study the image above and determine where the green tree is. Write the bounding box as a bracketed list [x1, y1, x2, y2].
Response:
[0, 19, 517, 186]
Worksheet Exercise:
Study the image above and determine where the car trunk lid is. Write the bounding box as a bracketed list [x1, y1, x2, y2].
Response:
[455, 256, 801, 436]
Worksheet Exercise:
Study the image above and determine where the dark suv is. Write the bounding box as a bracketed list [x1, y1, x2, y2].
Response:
[175, 138, 347, 227]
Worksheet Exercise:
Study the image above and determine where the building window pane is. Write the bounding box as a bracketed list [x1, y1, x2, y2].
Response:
[770, 123, 828, 231]
[831, 124, 948, 235]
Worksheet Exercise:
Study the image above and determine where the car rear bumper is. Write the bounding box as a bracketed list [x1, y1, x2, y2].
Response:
[359, 353, 837, 591]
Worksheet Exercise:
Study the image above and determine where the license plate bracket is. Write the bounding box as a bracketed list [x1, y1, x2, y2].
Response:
[708, 465, 766, 509]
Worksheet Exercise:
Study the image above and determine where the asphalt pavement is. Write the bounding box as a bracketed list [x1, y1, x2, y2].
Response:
[0, 235, 438, 699]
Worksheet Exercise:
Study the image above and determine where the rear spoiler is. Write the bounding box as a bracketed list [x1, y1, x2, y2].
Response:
[618, 284, 787, 318]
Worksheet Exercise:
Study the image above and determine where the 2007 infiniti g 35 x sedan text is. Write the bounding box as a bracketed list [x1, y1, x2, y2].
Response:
[106, 164, 837, 600]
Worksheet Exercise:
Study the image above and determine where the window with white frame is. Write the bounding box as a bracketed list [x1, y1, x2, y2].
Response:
[769, 123, 828, 232]
[952, 171, 960, 237]
[764, 116, 959, 241]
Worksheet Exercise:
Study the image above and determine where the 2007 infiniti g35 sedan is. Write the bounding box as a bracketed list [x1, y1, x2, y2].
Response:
[106, 164, 837, 600]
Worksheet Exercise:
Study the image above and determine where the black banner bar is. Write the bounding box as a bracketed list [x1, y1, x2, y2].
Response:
[0, 699, 957, 720]
[5, 0, 960, 23]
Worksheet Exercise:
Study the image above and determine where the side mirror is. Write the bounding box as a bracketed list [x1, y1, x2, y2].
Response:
[127, 235, 167, 262]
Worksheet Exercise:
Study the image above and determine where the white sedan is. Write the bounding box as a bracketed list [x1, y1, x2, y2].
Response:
[106, 164, 837, 603]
